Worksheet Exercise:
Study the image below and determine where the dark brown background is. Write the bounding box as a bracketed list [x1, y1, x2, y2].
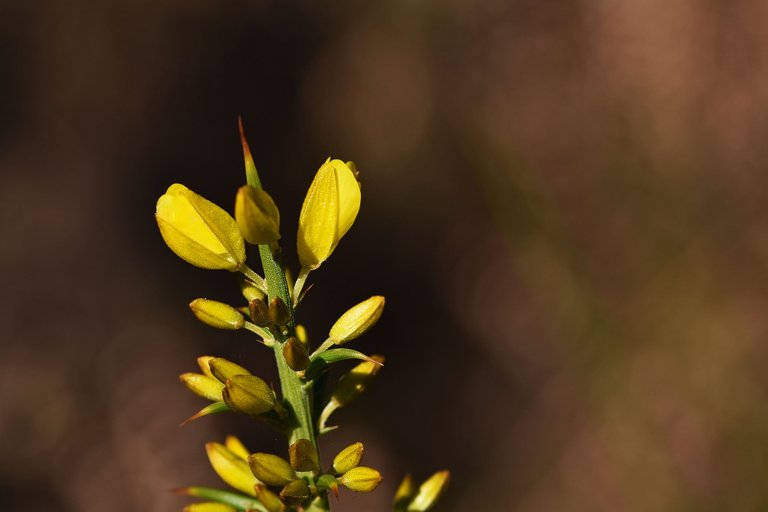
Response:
[3, 1, 768, 511]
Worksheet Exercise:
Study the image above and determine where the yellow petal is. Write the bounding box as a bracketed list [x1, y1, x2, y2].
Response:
[235, 185, 280, 245]
[197, 356, 216, 379]
[248, 453, 296, 487]
[184, 503, 237, 512]
[407, 471, 450, 511]
[180, 372, 224, 401]
[156, 184, 245, 270]
[296, 159, 361, 270]
[332, 442, 364, 475]
[394, 474, 417, 511]
[339, 466, 382, 493]
[205, 442, 261, 496]
[332, 159, 361, 242]
[331, 355, 385, 407]
[189, 299, 244, 330]
[222, 374, 276, 415]
[329, 296, 385, 344]
[224, 435, 251, 461]
[297, 162, 340, 269]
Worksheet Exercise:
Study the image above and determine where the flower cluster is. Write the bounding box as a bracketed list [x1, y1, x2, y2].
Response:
[156, 121, 448, 511]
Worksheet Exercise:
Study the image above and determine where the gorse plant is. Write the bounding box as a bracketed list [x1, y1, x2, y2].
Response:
[155, 120, 449, 512]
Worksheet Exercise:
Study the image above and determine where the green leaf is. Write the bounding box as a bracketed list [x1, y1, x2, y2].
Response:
[180, 401, 230, 426]
[303, 348, 382, 381]
[175, 486, 267, 512]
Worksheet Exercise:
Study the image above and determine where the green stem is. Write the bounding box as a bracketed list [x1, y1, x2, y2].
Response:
[240, 265, 267, 294]
[243, 321, 275, 345]
[258, 244, 316, 446]
[245, 163, 328, 510]
[259, 231, 327, 510]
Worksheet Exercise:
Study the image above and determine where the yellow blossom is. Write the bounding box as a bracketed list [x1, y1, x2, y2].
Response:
[156, 184, 245, 270]
[205, 442, 261, 496]
[234, 185, 280, 245]
[297, 159, 361, 270]
[329, 296, 385, 344]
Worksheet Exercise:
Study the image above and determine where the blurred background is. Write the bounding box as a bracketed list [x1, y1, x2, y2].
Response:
[3, 1, 768, 510]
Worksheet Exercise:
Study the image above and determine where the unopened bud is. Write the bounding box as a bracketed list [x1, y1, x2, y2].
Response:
[223, 375, 276, 415]
[240, 278, 265, 302]
[283, 338, 310, 371]
[235, 185, 281, 245]
[279, 479, 310, 507]
[205, 442, 259, 497]
[248, 453, 296, 487]
[407, 471, 450, 511]
[190, 299, 244, 330]
[197, 356, 216, 379]
[295, 324, 309, 345]
[394, 474, 417, 511]
[316, 474, 340, 498]
[209, 358, 251, 383]
[180, 373, 224, 401]
[248, 298, 271, 327]
[155, 183, 245, 271]
[255, 485, 286, 512]
[339, 466, 382, 493]
[332, 442, 364, 475]
[297, 159, 361, 270]
[268, 297, 290, 326]
[224, 435, 250, 461]
[328, 296, 385, 344]
[289, 439, 319, 473]
[184, 503, 237, 512]
[332, 356, 385, 407]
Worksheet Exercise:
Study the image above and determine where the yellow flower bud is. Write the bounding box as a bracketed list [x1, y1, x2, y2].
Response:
[332, 356, 385, 407]
[393, 474, 417, 511]
[295, 324, 309, 345]
[205, 442, 260, 497]
[235, 185, 280, 245]
[248, 453, 296, 487]
[156, 184, 245, 270]
[318, 356, 384, 432]
[279, 479, 310, 507]
[407, 471, 450, 511]
[209, 358, 251, 383]
[315, 474, 340, 498]
[197, 356, 216, 379]
[339, 466, 382, 493]
[184, 503, 237, 512]
[288, 439, 319, 473]
[329, 296, 385, 344]
[332, 442, 364, 475]
[297, 159, 361, 270]
[222, 375, 276, 415]
[224, 435, 250, 461]
[255, 485, 286, 512]
[180, 372, 224, 401]
[190, 299, 244, 330]
[240, 278, 265, 302]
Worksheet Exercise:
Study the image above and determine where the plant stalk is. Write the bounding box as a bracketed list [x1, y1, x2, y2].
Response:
[247, 167, 329, 510]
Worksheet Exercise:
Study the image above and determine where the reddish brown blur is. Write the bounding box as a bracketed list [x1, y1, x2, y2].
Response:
[2, 1, 768, 511]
